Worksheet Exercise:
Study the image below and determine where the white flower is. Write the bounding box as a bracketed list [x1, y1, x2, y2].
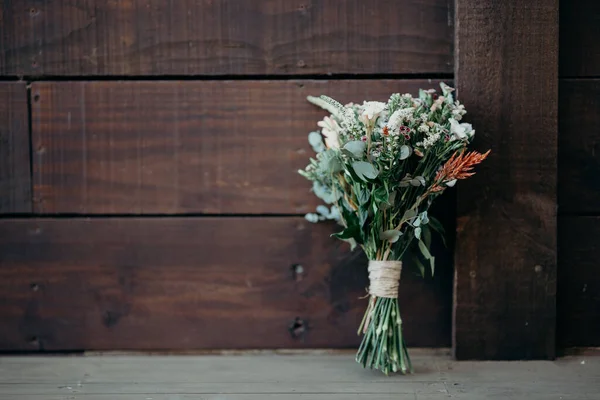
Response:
[317, 116, 341, 149]
[387, 108, 414, 134]
[420, 132, 441, 149]
[418, 124, 430, 133]
[361, 101, 387, 121]
[449, 118, 475, 140]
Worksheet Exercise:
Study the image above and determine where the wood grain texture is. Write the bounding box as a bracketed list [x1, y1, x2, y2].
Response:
[560, 0, 600, 77]
[557, 217, 600, 347]
[0, 217, 452, 351]
[558, 80, 600, 215]
[453, 0, 558, 359]
[0, 354, 598, 399]
[31, 80, 447, 214]
[0, 82, 30, 213]
[0, 0, 453, 76]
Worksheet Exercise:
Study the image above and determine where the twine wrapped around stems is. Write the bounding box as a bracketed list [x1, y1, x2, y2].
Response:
[368, 261, 402, 298]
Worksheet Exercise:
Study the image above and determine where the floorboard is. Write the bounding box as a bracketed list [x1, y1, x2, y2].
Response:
[0, 350, 597, 399]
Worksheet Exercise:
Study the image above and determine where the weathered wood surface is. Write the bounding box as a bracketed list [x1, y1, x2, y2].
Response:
[558, 80, 600, 215]
[0, 353, 598, 399]
[0, 0, 453, 76]
[453, 0, 558, 359]
[0, 218, 452, 351]
[560, 0, 600, 77]
[31, 80, 447, 214]
[0, 82, 30, 213]
[557, 217, 600, 347]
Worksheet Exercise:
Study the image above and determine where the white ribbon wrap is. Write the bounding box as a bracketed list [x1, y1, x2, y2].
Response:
[368, 260, 402, 298]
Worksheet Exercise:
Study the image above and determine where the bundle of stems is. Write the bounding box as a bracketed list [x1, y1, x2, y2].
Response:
[356, 296, 411, 374]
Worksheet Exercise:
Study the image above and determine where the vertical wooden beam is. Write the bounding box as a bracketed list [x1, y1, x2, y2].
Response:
[0, 83, 31, 213]
[453, 1, 558, 359]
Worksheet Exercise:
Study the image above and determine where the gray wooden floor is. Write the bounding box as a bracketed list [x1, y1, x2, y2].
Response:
[0, 349, 598, 399]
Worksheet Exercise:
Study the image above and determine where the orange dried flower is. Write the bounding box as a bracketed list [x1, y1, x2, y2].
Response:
[430, 149, 491, 192]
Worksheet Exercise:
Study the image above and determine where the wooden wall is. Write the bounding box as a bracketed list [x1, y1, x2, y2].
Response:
[557, 0, 600, 348]
[0, 0, 455, 351]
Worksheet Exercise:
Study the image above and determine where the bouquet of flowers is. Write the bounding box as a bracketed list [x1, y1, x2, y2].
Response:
[299, 83, 489, 375]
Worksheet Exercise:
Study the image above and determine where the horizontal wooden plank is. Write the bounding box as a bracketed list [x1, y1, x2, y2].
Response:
[558, 80, 600, 215]
[31, 80, 447, 214]
[557, 217, 600, 347]
[0, 217, 452, 351]
[0, 354, 596, 400]
[0, 0, 453, 76]
[559, 0, 600, 77]
[0, 82, 31, 213]
[0, 351, 449, 384]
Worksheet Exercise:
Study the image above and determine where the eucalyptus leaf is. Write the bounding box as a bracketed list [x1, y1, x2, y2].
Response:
[321, 150, 342, 173]
[316, 205, 330, 217]
[409, 179, 422, 187]
[402, 209, 418, 221]
[343, 141, 367, 158]
[352, 161, 379, 181]
[413, 216, 421, 227]
[312, 181, 342, 204]
[308, 131, 325, 153]
[414, 226, 422, 240]
[305, 213, 319, 223]
[399, 145, 412, 160]
[420, 211, 429, 225]
[380, 229, 402, 243]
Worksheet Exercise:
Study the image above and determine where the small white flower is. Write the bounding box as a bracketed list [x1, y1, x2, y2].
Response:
[361, 101, 387, 121]
[387, 108, 414, 134]
[317, 116, 341, 149]
[449, 118, 475, 140]
[418, 124, 430, 133]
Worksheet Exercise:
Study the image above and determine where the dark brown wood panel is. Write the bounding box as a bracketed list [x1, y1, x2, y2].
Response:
[559, 80, 600, 215]
[31, 80, 446, 214]
[557, 217, 600, 348]
[0, 217, 452, 351]
[560, 0, 600, 77]
[453, 0, 558, 359]
[0, 0, 453, 76]
[0, 82, 31, 213]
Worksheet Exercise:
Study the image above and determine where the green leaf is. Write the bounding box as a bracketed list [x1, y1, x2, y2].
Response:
[352, 161, 379, 181]
[422, 225, 432, 249]
[373, 186, 389, 205]
[321, 150, 342, 173]
[414, 226, 422, 239]
[412, 253, 426, 278]
[418, 239, 436, 276]
[402, 209, 418, 221]
[332, 224, 361, 242]
[358, 203, 370, 227]
[308, 131, 325, 153]
[428, 216, 447, 248]
[312, 182, 342, 204]
[356, 186, 370, 206]
[380, 229, 402, 243]
[399, 145, 412, 160]
[343, 141, 367, 158]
